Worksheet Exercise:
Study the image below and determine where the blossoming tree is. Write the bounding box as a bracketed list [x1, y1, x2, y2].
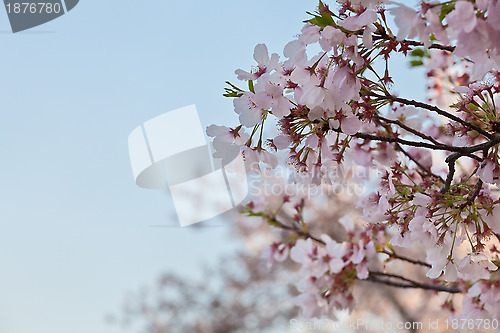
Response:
[207, 0, 500, 322]
[111, 189, 448, 332]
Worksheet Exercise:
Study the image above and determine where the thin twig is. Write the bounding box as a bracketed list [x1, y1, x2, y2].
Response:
[441, 148, 487, 194]
[348, 131, 461, 152]
[267, 217, 462, 294]
[372, 33, 455, 52]
[267, 216, 325, 245]
[374, 117, 445, 181]
[373, 93, 495, 140]
[403, 39, 455, 53]
[396, 144, 444, 181]
[367, 273, 461, 294]
[381, 249, 431, 268]
[458, 180, 483, 209]
[370, 271, 426, 285]
[377, 115, 443, 146]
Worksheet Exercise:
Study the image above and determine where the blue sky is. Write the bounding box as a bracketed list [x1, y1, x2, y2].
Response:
[0, 1, 426, 332]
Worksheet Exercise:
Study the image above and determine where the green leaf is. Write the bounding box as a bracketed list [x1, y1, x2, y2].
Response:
[267, 218, 281, 228]
[223, 81, 244, 98]
[467, 103, 479, 110]
[304, 1, 335, 29]
[225, 81, 243, 92]
[410, 48, 425, 57]
[248, 80, 255, 93]
[305, 15, 334, 29]
[410, 60, 424, 67]
[241, 209, 264, 218]
[223, 91, 243, 98]
[439, 2, 456, 21]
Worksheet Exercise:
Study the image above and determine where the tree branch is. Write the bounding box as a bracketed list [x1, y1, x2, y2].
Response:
[374, 116, 445, 181]
[440, 155, 457, 194]
[367, 272, 461, 294]
[396, 144, 444, 181]
[403, 39, 455, 53]
[372, 93, 495, 140]
[265, 216, 461, 294]
[267, 216, 326, 245]
[458, 180, 484, 209]
[381, 249, 431, 268]
[377, 115, 443, 146]
[347, 130, 462, 152]
[372, 33, 456, 53]
[440, 146, 489, 194]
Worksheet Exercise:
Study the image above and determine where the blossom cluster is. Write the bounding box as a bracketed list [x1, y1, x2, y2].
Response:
[210, 0, 500, 321]
[288, 222, 380, 318]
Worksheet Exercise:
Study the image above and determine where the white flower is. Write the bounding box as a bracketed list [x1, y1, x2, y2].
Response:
[291, 293, 325, 318]
[290, 238, 315, 264]
[425, 244, 457, 281]
[235, 44, 279, 81]
[458, 253, 497, 282]
[272, 135, 291, 150]
[339, 8, 377, 31]
[341, 114, 362, 135]
[212, 141, 240, 166]
[284, 39, 306, 62]
[390, 4, 419, 41]
[233, 91, 271, 127]
[358, 192, 390, 223]
[206, 125, 233, 143]
[262, 242, 289, 267]
[338, 0, 387, 11]
[447, 1, 477, 34]
[320, 26, 345, 52]
[298, 24, 321, 44]
[326, 240, 347, 273]
[339, 215, 354, 232]
[477, 159, 496, 184]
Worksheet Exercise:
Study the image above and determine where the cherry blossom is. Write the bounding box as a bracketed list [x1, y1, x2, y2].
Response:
[210, 0, 500, 322]
[235, 43, 279, 81]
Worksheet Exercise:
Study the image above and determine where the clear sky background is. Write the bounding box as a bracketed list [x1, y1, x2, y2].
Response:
[0, 1, 426, 333]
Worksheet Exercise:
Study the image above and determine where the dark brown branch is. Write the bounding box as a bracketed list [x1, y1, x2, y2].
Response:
[267, 216, 326, 245]
[367, 273, 461, 294]
[400, 39, 455, 53]
[440, 156, 457, 194]
[370, 101, 499, 194]
[267, 216, 462, 294]
[397, 144, 444, 181]
[333, 122, 499, 194]
[348, 130, 462, 152]
[347, 24, 455, 52]
[440, 145, 490, 194]
[375, 93, 495, 140]
[469, 179, 484, 202]
[458, 180, 484, 209]
[374, 117, 445, 181]
[371, 33, 456, 52]
[370, 271, 425, 285]
[381, 249, 431, 268]
[377, 115, 443, 146]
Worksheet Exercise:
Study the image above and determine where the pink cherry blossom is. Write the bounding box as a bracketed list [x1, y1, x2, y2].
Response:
[235, 43, 279, 81]
[447, 1, 477, 33]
